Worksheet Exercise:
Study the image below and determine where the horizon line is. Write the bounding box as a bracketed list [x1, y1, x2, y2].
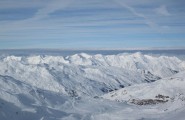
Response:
[0, 47, 185, 51]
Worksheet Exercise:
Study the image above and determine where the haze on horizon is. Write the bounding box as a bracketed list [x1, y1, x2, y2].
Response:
[0, 0, 185, 49]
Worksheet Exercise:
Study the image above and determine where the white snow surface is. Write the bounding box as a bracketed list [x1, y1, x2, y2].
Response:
[0, 52, 185, 120]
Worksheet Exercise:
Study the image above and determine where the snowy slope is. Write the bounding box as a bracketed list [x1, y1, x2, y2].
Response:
[0, 52, 185, 120]
[0, 52, 184, 97]
[103, 71, 185, 112]
[1, 73, 185, 120]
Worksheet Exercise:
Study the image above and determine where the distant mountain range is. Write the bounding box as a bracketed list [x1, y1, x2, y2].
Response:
[0, 52, 185, 120]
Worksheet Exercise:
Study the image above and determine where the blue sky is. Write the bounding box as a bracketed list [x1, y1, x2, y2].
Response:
[0, 0, 185, 49]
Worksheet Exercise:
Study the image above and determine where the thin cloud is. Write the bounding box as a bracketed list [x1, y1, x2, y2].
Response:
[112, 0, 176, 34]
[0, 0, 73, 32]
[0, 0, 185, 48]
[31, 0, 73, 20]
[113, 0, 158, 28]
[155, 5, 171, 16]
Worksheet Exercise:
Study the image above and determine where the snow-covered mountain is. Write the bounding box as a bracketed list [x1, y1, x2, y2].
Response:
[103, 71, 185, 111]
[0, 52, 184, 96]
[0, 52, 185, 120]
